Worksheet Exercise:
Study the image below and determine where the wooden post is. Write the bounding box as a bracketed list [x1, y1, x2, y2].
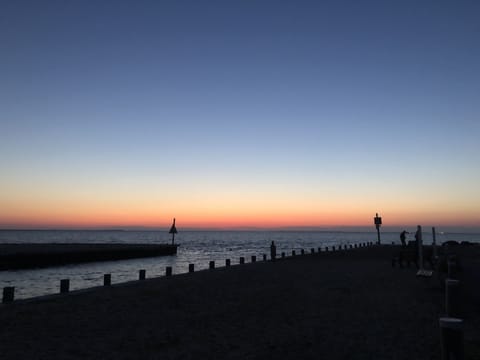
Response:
[240, 257, 245, 264]
[225, 259, 231, 267]
[60, 279, 70, 294]
[311, 248, 315, 254]
[166, 266, 172, 276]
[332, 246, 335, 251]
[292, 250, 296, 256]
[139, 269, 146, 280]
[318, 247, 321, 252]
[417, 225, 424, 270]
[2, 286, 14, 303]
[281, 252, 285, 258]
[209, 261, 215, 269]
[189, 264, 195, 273]
[325, 246, 329, 251]
[104, 274, 111, 286]
[263, 254, 267, 261]
[301, 249, 305, 255]
[251, 255, 256, 263]
[439, 317, 464, 360]
[433, 226, 438, 259]
[446, 279, 460, 318]
[448, 260, 457, 279]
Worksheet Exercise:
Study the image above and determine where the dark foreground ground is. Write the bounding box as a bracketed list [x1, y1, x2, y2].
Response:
[1, 245, 479, 359]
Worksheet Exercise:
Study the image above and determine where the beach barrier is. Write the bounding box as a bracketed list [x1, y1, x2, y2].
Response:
[3, 241, 382, 302]
[60, 279, 70, 294]
[445, 279, 460, 318]
[439, 317, 464, 360]
[104, 274, 111, 286]
[2, 286, 14, 303]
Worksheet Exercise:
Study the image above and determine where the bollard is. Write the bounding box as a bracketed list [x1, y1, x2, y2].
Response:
[446, 279, 460, 318]
[189, 263, 195, 273]
[332, 246, 335, 251]
[139, 269, 146, 280]
[240, 257, 245, 264]
[439, 317, 464, 360]
[325, 246, 329, 251]
[447, 261, 457, 279]
[350, 245, 353, 249]
[60, 279, 70, 294]
[251, 255, 256, 263]
[354, 244, 357, 248]
[166, 266, 172, 277]
[104, 274, 111, 286]
[345, 245, 348, 250]
[311, 248, 315, 254]
[301, 249, 305, 255]
[209, 261, 215, 269]
[318, 247, 322, 252]
[263, 254, 267, 261]
[2, 286, 14, 303]
[281, 252, 285, 258]
[292, 250, 296, 256]
[226, 259, 231, 267]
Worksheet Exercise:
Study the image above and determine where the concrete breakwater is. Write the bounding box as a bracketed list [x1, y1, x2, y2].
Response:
[0, 243, 178, 270]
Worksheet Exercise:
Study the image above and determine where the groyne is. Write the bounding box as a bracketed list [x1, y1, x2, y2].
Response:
[0, 243, 178, 270]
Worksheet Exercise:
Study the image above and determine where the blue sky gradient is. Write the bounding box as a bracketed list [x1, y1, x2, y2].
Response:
[1, 0, 479, 230]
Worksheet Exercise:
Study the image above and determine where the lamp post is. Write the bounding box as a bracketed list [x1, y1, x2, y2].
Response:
[374, 213, 382, 245]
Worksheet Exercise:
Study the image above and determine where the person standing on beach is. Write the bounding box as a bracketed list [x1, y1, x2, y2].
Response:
[270, 241, 277, 261]
[400, 230, 409, 247]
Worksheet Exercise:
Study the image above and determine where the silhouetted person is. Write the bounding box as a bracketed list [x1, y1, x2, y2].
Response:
[414, 226, 421, 245]
[270, 241, 277, 261]
[400, 230, 409, 247]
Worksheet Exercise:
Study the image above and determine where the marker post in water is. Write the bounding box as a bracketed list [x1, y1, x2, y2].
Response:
[169, 218, 178, 245]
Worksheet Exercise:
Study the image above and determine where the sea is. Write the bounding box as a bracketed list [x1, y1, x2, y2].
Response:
[1, 230, 479, 300]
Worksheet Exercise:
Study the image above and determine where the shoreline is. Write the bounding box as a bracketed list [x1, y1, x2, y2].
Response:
[1, 245, 479, 359]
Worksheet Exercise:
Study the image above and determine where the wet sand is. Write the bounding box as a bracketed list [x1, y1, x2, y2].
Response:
[1, 245, 479, 359]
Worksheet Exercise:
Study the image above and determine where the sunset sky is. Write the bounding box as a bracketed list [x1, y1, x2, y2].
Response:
[1, 1, 479, 231]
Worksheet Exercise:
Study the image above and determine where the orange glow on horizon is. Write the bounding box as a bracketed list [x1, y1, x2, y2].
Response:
[1, 206, 479, 230]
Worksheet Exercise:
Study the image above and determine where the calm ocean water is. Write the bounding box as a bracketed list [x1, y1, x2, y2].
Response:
[1, 230, 479, 300]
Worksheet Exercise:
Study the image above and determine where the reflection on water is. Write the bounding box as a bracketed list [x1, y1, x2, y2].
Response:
[1, 230, 478, 299]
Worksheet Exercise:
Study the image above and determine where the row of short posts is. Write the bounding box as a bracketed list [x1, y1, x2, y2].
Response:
[2, 242, 374, 303]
